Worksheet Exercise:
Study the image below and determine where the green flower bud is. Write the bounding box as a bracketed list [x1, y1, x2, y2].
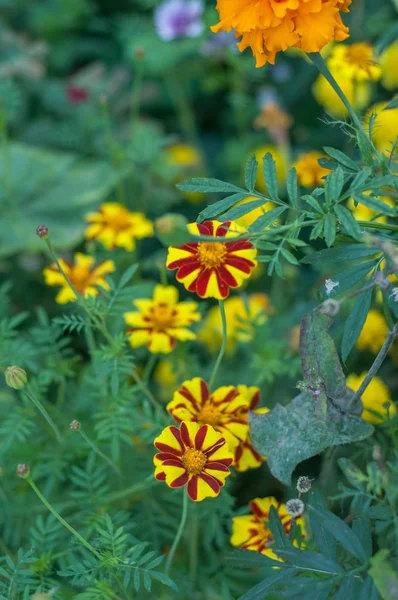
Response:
[155, 213, 190, 247]
[5, 366, 28, 390]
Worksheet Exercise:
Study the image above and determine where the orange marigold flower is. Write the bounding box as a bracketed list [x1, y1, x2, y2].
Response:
[43, 252, 115, 304]
[154, 421, 233, 501]
[211, 0, 351, 68]
[167, 378, 252, 451]
[166, 220, 257, 299]
[294, 151, 332, 188]
[231, 496, 306, 558]
[85, 202, 153, 251]
[124, 285, 201, 354]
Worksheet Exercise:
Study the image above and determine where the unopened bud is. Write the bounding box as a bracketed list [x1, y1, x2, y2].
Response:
[285, 498, 305, 518]
[296, 475, 312, 495]
[320, 299, 340, 316]
[36, 225, 49, 239]
[155, 213, 190, 247]
[5, 366, 28, 390]
[69, 419, 81, 431]
[16, 463, 30, 478]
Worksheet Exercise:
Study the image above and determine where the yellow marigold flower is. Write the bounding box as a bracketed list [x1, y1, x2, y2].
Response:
[294, 151, 331, 188]
[167, 378, 252, 451]
[312, 72, 371, 117]
[347, 193, 394, 224]
[234, 389, 268, 472]
[124, 285, 200, 354]
[234, 196, 277, 229]
[154, 358, 190, 402]
[251, 145, 287, 193]
[165, 143, 205, 204]
[43, 253, 115, 304]
[85, 203, 153, 251]
[199, 293, 271, 353]
[211, 0, 351, 67]
[154, 421, 233, 502]
[347, 373, 397, 425]
[327, 42, 381, 82]
[380, 41, 398, 91]
[356, 310, 388, 354]
[166, 220, 257, 300]
[231, 497, 306, 558]
[365, 101, 398, 159]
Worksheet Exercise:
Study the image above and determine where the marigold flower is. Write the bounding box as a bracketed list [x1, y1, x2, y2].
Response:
[380, 41, 398, 91]
[356, 310, 388, 354]
[365, 101, 398, 159]
[211, 0, 351, 67]
[85, 202, 153, 251]
[199, 293, 271, 353]
[167, 378, 252, 450]
[251, 145, 287, 193]
[231, 496, 306, 558]
[294, 151, 331, 188]
[43, 253, 115, 304]
[124, 285, 201, 354]
[347, 373, 397, 425]
[166, 220, 257, 299]
[154, 421, 233, 501]
[233, 389, 268, 472]
[327, 42, 381, 82]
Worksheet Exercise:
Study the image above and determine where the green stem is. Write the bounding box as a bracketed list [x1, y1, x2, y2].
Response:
[45, 238, 81, 302]
[79, 428, 121, 475]
[84, 321, 97, 355]
[165, 69, 200, 147]
[131, 368, 165, 417]
[24, 389, 63, 444]
[165, 490, 189, 576]
[131, 59, 144, 138]
[100, 97, 125, 206]
[357, 220, 398, 233]
[189, 506, 199, 590]
[308, 53, 379, 159]
[143, 353, 157, 384]
[26, 476, 100, 558]
[104, 475, 156, 504]
[209, 300, 227, 390]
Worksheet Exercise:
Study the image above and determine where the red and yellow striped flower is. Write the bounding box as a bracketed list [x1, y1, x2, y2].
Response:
[233, 387, 268, 472]
[166, 378, 252, 451]
[154, 421, 233, 501]
[231, 497, 306, 559]
[166, 220, 257, 300]
[43, 252, 115, 304]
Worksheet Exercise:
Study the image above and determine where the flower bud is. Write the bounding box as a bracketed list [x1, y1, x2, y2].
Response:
[16, 463, 30, 478]
[155, 213, 190, 247]
[285, 498, 305, 518]
[5, 366, 28, 390]
[69, 419, 81, 431]
[36, 225, 49, 239]
[296, 475, 312, 495]
[320, 299, 340, 316]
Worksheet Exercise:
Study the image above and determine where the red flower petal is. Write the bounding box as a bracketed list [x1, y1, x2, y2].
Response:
[194, 424, 209, 450]
[217, 264, 239, 288]
[161, 459, 184, 468]
[196, 268, 213, 297]
[226, 240, 254, 252]
[216, 221, 231, 237]
[187, 475, 199, 500]
[225, 257, 254, 274]
[205, 460, 232, 471]
[199, 472, 222, 492]
[155, 471, 166, 481]
[180, 422, 193, 447]
[154, 443, 183, 456]
[200, 222, 215, 235]
[170, 472, 189, 488]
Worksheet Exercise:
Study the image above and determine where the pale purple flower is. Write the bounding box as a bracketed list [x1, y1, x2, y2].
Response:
[200, 31, 237, 57]
[154, 0, 204, 41]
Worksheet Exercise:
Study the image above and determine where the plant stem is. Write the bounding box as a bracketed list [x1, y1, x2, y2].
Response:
[26, 476, 100, 558]
[131, 368, 165, 417]
[351, 324, 397, 405]
[131, 58, 144, 138]
[100, 97, 125, 206]
[189, 506, 199, 590]
[165, 490, 189, 576]
[79, 428, 120, 475]
[104, 475, 156, 503]
[209, 300, 227, 390]
[143, 353, 157, 384]
[24, 389, 63, 444]
[44, 238, 81, 302]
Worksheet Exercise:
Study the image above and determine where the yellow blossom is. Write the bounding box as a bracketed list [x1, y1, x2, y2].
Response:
[124, 285, 201, 354]
[380, 41, 398, 91]
[347, 373, 397, 424]
[251, 145, 287, 193]
[365, 101, 398, 160]
[85, 202, 153, 251]
[43, 253, 115, 304]
[313, 72, 371, 117]
[327, 42, 381, 82]
[294, 151, 332, 188]
[347, 193, 394, 224]
[165, 143, 205, 204]
[356, 310, 388, 354]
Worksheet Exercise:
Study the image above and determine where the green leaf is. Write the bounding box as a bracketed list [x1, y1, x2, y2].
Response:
[324, 167, 344, 205]
[303, 194, 324, 214]
[300, 244, 379, 266]
[274, 548, 343, 574]
[334, 577, 362, 600]
[359, 576, 381, 600]
[118, 264, 139, 289]
[177, 177, 242, 194]
[369, 550, 398, 600]
[238, 568, 296, 600]
[249, 206, 287, 232]
[323, 147, 360, 171]
[341, 287, 373, 362]
[353, 515, 372, 558]
[338, 457, 368, 490]
[384, 97, 398, 110]
[286, 168, 298, 206]
[221, 199, 267, 222]
[244, 155, 258, 191]
[226, 550, 282, 570]
[324, 212, 337, 247]
[197, 192, 250, 222]
[268, 505, 292, 548]
[320, 262, 377, 299]
[334, 204, 362, 241]
[308, 490, 337, 560]
[280, 247, 299, 265]
[352, 193, 396, 217]
[351, 167, 372, 189]
[263, 152, 280, 202]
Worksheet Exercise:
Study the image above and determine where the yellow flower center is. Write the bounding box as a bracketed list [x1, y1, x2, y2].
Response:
[344, 44, 372, 72]
[103, 209, 131, 232]
[197, 242, 227, 268]
[182, 448, 207, 474]
[71, 267, 91, 292]
[198, 404, 221, 428]
[151, 304, 176, 331]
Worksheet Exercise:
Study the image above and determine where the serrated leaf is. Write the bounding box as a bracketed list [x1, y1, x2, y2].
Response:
[338, 457, 367, 489]
[341, 287, 373, 362]
[324, 167, 344, 205]
[287, 168, 298, 206]
[303, 194, 324, 214]
[263, 152, 279, 202]
[249, 206, 287, 232]
[280, 247, 299, 265]
[150, 571, 178, 590]
[324, 212, 337, 247]
[352, 193, 396, 217]
[334, 204, 362, 240]
[384, 97, 398, 110]
[244, 155, 258, 191]
[197, 191, 250, 222]
[351, 167, 372, 190]
[177, 177, 242, 193]
[119, 264, 138, 289]
[274, 547, 343, 574]
[221, 198, 267, 222]
[323, 147, 360, 171]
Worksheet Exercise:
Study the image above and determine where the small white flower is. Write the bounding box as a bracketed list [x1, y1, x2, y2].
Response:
[325, 279, 339, 296]
[286, 498, 305, 518]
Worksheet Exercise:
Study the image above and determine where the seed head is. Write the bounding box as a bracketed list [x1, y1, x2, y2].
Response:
[296, 476, 312, 495]
[36, 225, 49, 239]
[5, 366, 28, 390]
[69, 419, 81, 431]
[286, 498, 305, 518]
[320, 299, 340, 316]
[16, 463, 30, 478]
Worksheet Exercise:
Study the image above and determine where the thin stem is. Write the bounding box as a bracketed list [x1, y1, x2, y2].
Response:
[131, 368, 165, 417]
[189, 506, 199, 590]
[100, 97, 125, 205]
[209, 300, 227, 390]
[343, 281, 376, 302]
[84, 321, 97, 356]
[165, 490, 189, 575]
[356, 220, 398, 233]
[24, 389, 63, 444]
[26, 476, 100, 558]
[104, 475, 156, 504]
[79, 428, 121, 475]
[143, 353, 157, 384]
[131, 58, 144, 138]
[351, 324, 397, 406]
[115, 575, 134, 600]
[44, 238, 81, 302]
